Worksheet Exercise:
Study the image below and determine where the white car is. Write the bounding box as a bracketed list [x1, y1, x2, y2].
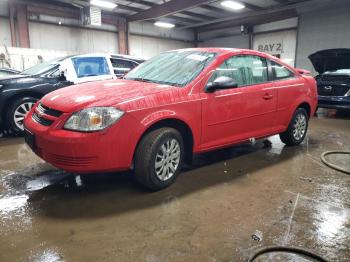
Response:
[0, 53, 143, 135]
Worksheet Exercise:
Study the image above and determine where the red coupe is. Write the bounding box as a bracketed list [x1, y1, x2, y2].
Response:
[24, 48, 317, 190]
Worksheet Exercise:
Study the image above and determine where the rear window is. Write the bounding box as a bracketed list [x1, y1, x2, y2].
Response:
[72, 57, 111, 78]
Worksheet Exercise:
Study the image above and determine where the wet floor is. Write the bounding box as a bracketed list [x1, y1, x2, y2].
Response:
[0, 109, 349, 262]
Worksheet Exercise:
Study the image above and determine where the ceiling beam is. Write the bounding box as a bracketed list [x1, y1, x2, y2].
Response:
[131, 0, 156, 8]
[180, 10, 215, 20]
[181, 0, 324, 30]
[167, 15, 202, 24]
[239, 1, 265, 11]
[200, 4, 231, 14]
[273, 0, 294, 4]
[127, 0, 215, 22]
[39, 0, 145, 13]
[197, 10, 297, 32]
[201, 1, 264, 13]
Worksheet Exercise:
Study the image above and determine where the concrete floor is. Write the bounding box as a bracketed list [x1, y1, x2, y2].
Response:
[0, 110, 349, 262]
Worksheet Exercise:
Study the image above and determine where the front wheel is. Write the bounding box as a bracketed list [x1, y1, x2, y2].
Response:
[134, 128, 184, 190]
[280, 108, 309, 146]
[7, 97, 38, 135]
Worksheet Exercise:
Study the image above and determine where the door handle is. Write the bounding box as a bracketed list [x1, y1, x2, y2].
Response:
[263, 93, 273, 100]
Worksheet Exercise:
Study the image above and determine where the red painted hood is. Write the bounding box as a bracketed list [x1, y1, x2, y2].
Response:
[41, 79, 175, 113]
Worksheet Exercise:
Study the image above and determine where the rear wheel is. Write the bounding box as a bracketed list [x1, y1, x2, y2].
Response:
[6, 97, 38, 135]
[134, 128, 184, 190]
[280, 108, 309, 146]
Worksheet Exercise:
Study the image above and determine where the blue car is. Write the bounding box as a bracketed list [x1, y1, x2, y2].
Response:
[309, 49, 350, 110]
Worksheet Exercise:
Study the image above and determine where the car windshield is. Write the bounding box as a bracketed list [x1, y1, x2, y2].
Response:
[21, 58, 61, 75]
[72, 57, 111, 78]
[324, 69, 350, 75]
[125, 50, 217, 87]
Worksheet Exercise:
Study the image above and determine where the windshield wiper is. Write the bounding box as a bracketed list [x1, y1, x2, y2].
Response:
[128, 77, 154, 83]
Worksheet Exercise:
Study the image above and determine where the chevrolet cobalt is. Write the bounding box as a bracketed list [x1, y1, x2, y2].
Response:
[24, 48, 317, 190]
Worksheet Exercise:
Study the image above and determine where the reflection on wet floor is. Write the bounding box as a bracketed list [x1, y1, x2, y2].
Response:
[0, 110, 349, 261]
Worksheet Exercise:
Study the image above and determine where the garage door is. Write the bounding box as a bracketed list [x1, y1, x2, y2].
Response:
[253, 29, 297, 67]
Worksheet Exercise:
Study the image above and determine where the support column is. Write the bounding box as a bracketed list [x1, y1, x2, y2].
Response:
[9, 4, 17, 47]
[194, 30, 199, 47]
[16, 4, 30, 48]
[117, 18, 129, 55]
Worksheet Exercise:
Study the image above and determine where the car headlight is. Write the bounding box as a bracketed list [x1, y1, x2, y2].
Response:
[64, 107, 124, 132]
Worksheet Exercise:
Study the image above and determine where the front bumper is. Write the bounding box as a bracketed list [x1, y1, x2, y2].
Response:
[318, 95, 350, 109]
[24, 107, 141, 173]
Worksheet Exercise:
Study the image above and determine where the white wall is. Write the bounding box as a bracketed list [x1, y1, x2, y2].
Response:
[0, 17, 11, 47]
[130, 21, 194, 42]
[199, 34, 250, 49]
[0, 46, 74, 71]
[129, 35, 193, 59]
[29, 21, 119, 54]
[296, 6, 350, 74]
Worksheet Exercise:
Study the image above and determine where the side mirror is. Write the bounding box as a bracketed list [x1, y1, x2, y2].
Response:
[205, 76, 238, 93]
[296, 68, 311, 75]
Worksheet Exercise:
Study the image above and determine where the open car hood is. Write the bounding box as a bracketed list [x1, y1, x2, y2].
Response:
[308, 49, 350, 74]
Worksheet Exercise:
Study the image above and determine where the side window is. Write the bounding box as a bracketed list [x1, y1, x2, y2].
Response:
[209, 55, 268, 87]
[111, 59, 134, 75]
[72, 57, 110, 78]
[270, 60, 295, 80]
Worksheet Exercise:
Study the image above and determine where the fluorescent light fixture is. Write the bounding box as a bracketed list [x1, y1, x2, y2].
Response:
[154, 21, 175, 28]
[90, 0, 117, 9]
[221, 1, 245, 10]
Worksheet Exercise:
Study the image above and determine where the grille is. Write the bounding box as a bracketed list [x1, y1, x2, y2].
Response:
[46, 153, 96, 167]
[32, 112, 54, 126]
[37, 103, 63, 117]
[318, 85, 350, 96]
[33, 103, 63, 127]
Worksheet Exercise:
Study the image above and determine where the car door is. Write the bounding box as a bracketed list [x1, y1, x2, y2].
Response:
[201, 54, 277, 150]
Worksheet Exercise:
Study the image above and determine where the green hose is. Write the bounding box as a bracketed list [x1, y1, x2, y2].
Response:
[248, 246, 328, 262]
[321, 151, 350, 174]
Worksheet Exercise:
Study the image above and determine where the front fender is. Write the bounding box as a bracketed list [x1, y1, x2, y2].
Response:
[140, 110, 177, 127]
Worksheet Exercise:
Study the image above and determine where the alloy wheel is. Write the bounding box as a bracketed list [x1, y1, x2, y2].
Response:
[13, 102, 35, 130]
[292, 113, 307, 141]
[155, 138, 181, 181]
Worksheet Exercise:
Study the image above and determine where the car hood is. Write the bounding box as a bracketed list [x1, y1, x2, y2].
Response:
[0, 74, 29, 82]
[309, 49, 350, 74]
[41, 79, 175, 112]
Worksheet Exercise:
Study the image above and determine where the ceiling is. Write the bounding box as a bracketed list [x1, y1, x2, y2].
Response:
[17, 0, 315, 31]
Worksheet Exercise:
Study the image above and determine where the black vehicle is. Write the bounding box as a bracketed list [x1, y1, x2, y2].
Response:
[0, 54, 144, 135]
[0, 68, 20, 76]
[309, 49, 350, 110]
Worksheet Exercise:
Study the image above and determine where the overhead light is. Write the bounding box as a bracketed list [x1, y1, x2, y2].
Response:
[221, 1, 245, 10]
[90, 0, 117, 9]
[154, 21, 175, 28]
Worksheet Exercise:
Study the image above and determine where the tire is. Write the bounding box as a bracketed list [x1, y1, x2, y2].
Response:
[134, 127, 184, 190]
[280, 108, 309, 146]
[6, 97, 38, 135]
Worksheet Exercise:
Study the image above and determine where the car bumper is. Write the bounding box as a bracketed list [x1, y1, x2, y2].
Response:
[24, 109, 141, 174]
[318, 95, 350, 109]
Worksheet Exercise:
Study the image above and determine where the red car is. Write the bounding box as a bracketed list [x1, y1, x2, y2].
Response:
[24, 48, 317, 190]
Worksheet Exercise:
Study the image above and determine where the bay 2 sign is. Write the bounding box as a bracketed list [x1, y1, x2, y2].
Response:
[253, 29, 297, 67]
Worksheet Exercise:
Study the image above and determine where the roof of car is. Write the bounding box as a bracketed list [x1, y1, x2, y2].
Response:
[168, 47, 271, 57]
[71, 53, 111, 58]
[111, 54, 145, 63]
